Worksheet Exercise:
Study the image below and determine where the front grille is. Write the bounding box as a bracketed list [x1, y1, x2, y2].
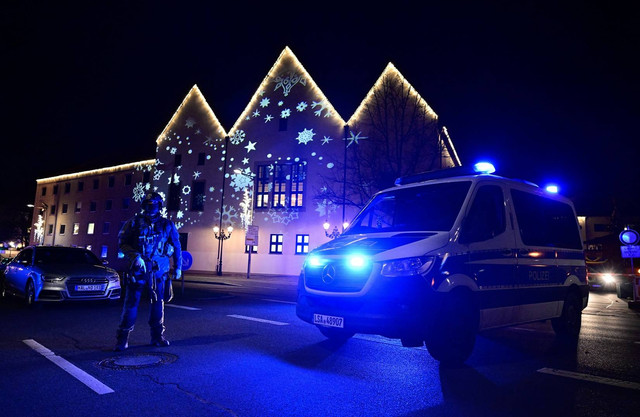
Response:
[305, 262, 372, 292]
[66, 277, 109, 297]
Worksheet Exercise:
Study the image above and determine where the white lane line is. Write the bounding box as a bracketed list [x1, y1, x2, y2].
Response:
[227, 314, 289, 326]
[22, 339, 114, 395]
[537, 368, 640, 390]
[166, 304, 201, 311]
[260, 298, 296, 305]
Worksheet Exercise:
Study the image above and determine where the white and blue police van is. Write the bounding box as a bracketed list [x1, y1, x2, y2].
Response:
[296, 163, 588, 364]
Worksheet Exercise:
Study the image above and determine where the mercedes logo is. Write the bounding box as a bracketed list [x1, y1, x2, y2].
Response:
[321, 264, 336, 284]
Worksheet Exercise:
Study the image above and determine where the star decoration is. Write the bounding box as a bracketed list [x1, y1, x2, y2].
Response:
[244, 141, 257, 153]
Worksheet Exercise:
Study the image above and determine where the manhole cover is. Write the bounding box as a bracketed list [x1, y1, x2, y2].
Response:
[98, 352, 178, 370]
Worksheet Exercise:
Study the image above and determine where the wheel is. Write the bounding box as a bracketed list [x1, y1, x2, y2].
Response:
[317, 326, 355, 342]
[24, 280, 36, 306]
[425, 290, 479, 365]
[552, 290, 582, 343]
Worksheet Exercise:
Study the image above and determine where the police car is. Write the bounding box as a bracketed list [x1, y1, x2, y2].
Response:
[296, 163, 588, 364]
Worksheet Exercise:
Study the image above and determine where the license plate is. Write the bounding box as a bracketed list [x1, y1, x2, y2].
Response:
[313, 313, 344, 328]
[75, 285, 104, 291]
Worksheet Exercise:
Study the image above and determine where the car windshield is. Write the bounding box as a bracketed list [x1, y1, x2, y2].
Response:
[34, 248, 100, 265]
[344, 181, 471, 234]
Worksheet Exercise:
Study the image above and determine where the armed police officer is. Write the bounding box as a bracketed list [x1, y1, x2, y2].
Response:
[115, 192, 182, 351]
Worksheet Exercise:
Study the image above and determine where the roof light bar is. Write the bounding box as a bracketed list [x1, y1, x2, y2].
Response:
[395, 162, 496, 186]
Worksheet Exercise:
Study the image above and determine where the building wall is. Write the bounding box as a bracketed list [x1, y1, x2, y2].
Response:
[29, 47, 459, 276]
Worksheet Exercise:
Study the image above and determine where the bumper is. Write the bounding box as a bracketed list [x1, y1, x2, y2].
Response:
[38, 280, 121, 301]
[296, 273, 435, 339]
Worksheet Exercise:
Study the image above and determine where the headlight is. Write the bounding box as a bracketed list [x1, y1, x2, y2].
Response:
[380, 256, 435, 277]
[108, 275, 120, 283]
[42, 275, 65, 283]
[602, 273, 615, 284]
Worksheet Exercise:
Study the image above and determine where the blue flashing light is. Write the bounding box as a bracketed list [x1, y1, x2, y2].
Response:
[473, 162, 495, 174]
[346, 254, 368, 269]
[545, 184, 559, 193]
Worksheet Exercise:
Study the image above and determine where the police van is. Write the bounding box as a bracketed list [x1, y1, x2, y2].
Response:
[296, 163, 588, 364]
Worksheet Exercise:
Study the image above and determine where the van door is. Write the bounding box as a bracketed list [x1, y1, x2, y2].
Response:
[458, 184, 517, 329]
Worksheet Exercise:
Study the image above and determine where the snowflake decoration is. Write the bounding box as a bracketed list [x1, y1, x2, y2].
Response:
[242, 157, 249, 165]
[260, 98, 270, 107]
[273, 71, 306, 96]
[296, 128, 315, 145]
[280, 109, 291, 118]
[296, 102, 308, 112]
[321, 136, 333, 145]
[345, 131, 369, 147]
[252, 109, 261, 118]
[173, 174, 181, 184]
[267, 207, 299, 225]
[170, 147, 178, 155]
[311, 100, 332, 117]
[182, 185, 191, 195]
[153, 169, 165, 181]
[177, 211, 184, 219]
[230, 130, 246, 145]
[264, 115, 273, 123]
[193, 171, 201, 179]
[315, 199, 338, 217]
[215, 205, 239, 226]
[230, 171, 253, 192]
[132, 183, 146, 202]
[185, 118, 196, 128]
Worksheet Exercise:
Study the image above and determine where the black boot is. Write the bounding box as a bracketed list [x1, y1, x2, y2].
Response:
[150, 326, 169, 347]
[114, 329, 130, 351]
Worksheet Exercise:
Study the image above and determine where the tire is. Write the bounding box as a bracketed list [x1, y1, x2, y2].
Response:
[425, 290, 479, 365]
[317, 326, 355, 342]
[552, 290, 582, 343]
[25, 280, 36, 307]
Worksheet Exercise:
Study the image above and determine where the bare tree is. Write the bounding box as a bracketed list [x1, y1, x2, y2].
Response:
[318, 68, 456, 210]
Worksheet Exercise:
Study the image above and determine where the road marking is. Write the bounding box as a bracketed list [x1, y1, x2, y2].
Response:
[261, 298, 296, 305]
[166, 304, 201, 311]
[227, 314, 289, 326]
[537, 368, 640, 390]
[22, 339, 114, 395]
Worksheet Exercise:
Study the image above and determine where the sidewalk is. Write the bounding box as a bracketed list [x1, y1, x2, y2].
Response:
[183, 270, 298, 286]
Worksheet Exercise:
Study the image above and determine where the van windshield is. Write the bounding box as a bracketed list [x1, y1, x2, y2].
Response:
[344, 181, 471, 235]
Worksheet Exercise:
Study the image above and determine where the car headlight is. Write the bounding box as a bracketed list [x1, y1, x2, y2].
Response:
[602, 273, 615, 284]
[42, 275, 65, 283]
[380, 256, 435, 277]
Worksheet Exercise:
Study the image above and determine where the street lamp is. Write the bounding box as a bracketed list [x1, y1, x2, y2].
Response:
[213, 225, 233, 276]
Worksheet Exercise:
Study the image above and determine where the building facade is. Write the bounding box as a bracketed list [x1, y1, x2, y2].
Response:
[30, 47, 460, 275]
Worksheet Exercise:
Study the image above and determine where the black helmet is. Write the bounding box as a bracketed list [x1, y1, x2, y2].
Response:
[141, 192, 164, 210]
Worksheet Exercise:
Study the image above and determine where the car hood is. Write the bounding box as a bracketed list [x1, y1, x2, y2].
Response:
[311, 231, 449, 260]
[35, 263, 117, 277]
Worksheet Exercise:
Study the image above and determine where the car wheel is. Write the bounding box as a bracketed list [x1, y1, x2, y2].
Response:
[317, 326, 355, 342]
[425, 289, 479, 365]
[25, 280, 36, 307]
[552, 290, 582, 343]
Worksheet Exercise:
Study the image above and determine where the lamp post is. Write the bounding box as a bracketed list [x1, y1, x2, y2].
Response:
[215, 135, 230, 276]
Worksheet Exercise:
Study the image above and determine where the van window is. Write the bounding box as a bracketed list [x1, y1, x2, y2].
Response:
[511, 189, 582, 249]
[460, 185, 506, 243]
[345, 181, 471, 234]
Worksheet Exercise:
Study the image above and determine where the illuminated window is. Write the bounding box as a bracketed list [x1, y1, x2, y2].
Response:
[269, 234, 283, 254]
[87, 223, 95, 235]
[100, 246, 108, 258]
[255, 162, 306, 209]
[273, 165, 289, 207]
[255, 165, 270, 208]
[59, 224, 66, 235]
[245, 245, 258, 253]
[73, 223, 80, 235]
[295, 234, 309, 254]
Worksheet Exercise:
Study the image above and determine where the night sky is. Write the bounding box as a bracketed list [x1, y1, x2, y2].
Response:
[2, 1, 638, 237]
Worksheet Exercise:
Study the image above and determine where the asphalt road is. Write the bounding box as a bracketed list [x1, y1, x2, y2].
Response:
[1, 275, 639, 417]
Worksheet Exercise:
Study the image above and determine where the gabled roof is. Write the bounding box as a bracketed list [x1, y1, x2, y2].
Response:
[347, 62, 438, 125]
[155, 84, 227, 145]
[229, 46, 346, 135]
